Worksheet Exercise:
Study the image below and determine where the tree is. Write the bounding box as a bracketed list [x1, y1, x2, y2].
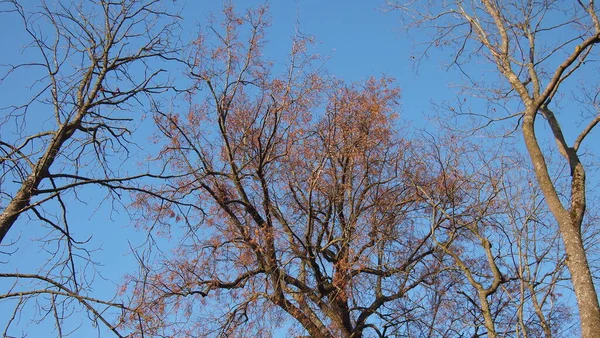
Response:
[123, 6, 446, 337]
[0, 0, 179, 335]
[3, 1, 590, 336]
[412, 132, 573, 337]
[388, 1, 600, 336]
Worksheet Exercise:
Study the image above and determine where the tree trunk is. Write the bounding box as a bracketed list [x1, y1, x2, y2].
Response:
[522, 113, 600, 338]
[478, 293, 497, 338]
[0, 181, 35, 242]
[560, 219, 600, 338]
[0, 122, 78, 244]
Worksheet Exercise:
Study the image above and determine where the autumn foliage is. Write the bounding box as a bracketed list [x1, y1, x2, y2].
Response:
[116, 5, 574, 338]
[3, 1, 591, 337]
[121, 6, 434, 337]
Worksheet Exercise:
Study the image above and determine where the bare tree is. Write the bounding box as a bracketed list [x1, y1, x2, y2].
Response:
[121, 6, 446, 337]
[389, 0, 600, 336]
[0, 0, 180, 335]
[412, 132, 574, 337]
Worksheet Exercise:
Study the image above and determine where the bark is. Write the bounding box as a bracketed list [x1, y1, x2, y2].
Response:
[522, 112, 600, 338]
[272, 291, 333, 338]
[561, 220, 600, 338]
[478, 293, 497, 338]
[0, 120, 80, 243]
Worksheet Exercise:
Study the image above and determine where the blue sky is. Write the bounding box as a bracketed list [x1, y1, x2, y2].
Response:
[1, 0, 598, 337]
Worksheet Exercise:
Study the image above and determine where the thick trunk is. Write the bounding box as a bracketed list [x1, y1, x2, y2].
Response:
[272, 293, 332, 338]
[478, 293, 497, 338]
[0, 168, 48, 244]
[0, 121, 79, 244]
[522, 114, 600, 337]
[560, 219, 600, 338]
[0, 180, 35, 242]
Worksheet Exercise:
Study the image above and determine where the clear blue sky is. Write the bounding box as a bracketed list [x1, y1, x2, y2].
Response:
[1, 1, 597, 337]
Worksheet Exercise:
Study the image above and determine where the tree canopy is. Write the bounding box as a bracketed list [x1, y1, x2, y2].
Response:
[1, 1, 599, 337]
